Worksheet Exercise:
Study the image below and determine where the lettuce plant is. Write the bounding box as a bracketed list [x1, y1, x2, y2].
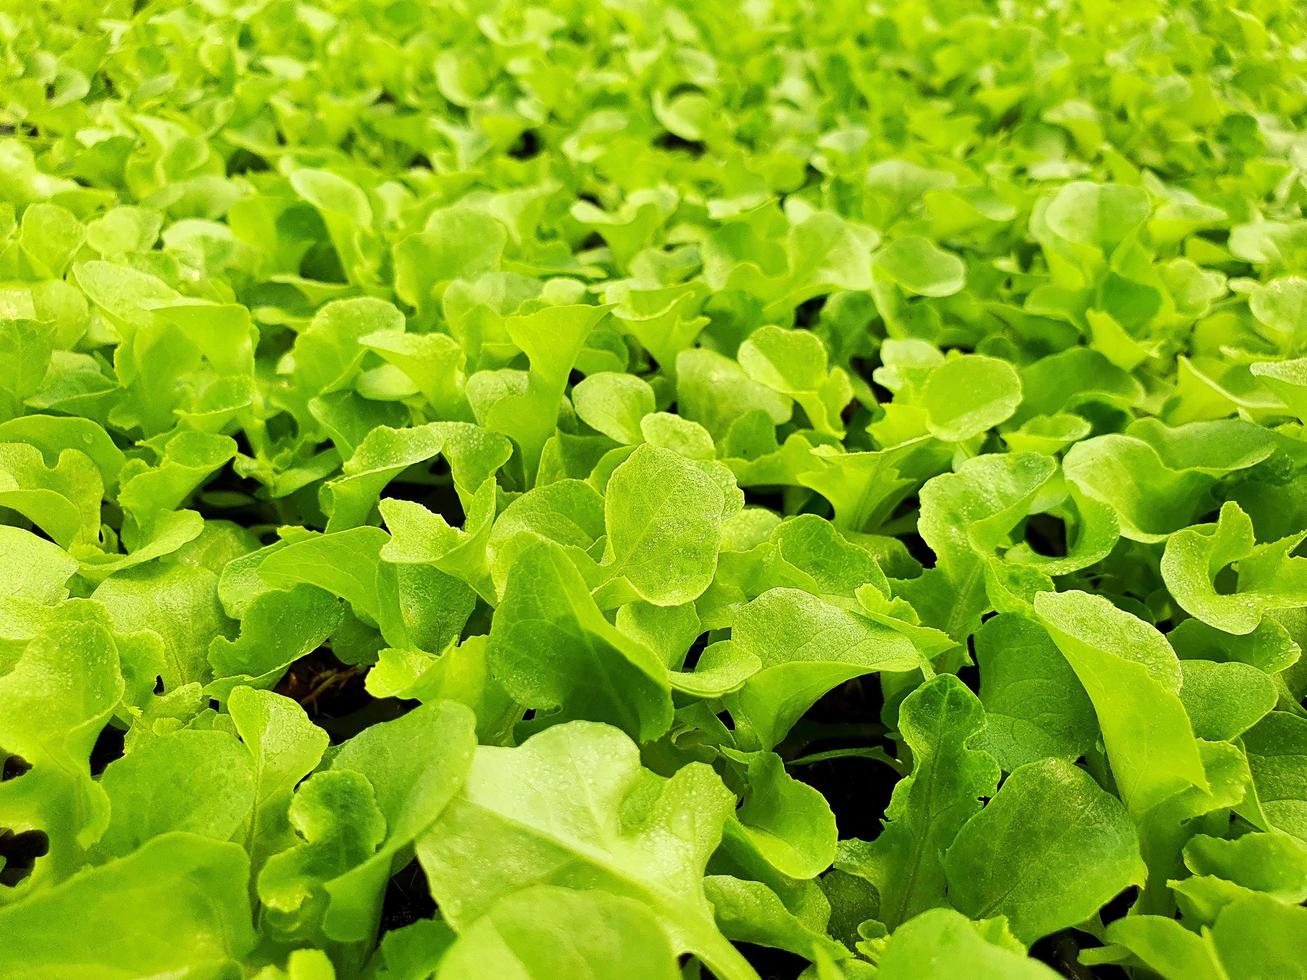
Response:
[1, 0, 1306, 977]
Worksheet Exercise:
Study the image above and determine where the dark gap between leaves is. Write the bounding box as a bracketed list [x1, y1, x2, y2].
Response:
[954, 661, 980, 694]
[1, 754, 32, 781]
[90, 724, 126, 776]
[680, 632, 711, 673]
[1097, 885, 1139, 926]
[793, 296, 826, 329]
[898, 529, 934, 570]
[226, 149, 271, 176]
[793, 754, 896, 841]
[736, 942, 807, 980]
[742, 486, 787, 512]
[653, 131, 705, 156]
[298, 240, 348, 285]
[0, 829, 49, 887]
[1024, 512, 1069, 558]
[383, 473, 464, 528]
[378, 858, 437, 933]
[1031, 925, 1131, 980]
[275, 649, 414, 744]
[784, 680, 897, 840]
[508, 129, 541, 160]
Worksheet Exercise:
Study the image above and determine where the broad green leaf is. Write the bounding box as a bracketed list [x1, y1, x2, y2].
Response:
[601, 444, 727, 606]
[1163, 501, 1307, 634]
[261, 700, 477, 943]
[95, 549, 234, 688]
[920, 355, 1022, 441]
[1184, 831, 1307, 904]
[488, 538, 673, 740]
[256, 528, 392, 633]
[1042, 182, 1150, 251]
[0, 604, 123, 883]
[572, 371, 656, 444]
[0, 442, 103, 549]
[725, 587, 925, 751]
[1249, 276, 1307, 347]
[726, 750, 837, 880]
[476, 304, 611, 478]
[0, 834, 254, 978]
[1208, 893, 1307, 978]
[1097, 916, 1224, 980]
[705, 876, 849, 965]
[486, 477, 605, 594]
[417, 721, 756, 980]
[289, 169, 378, 286]
[1243, 711, 1307, 841]
[394, 208, 507, 310]
[0, 526, 77, 603]
[945, 758, 1145, 942]
[258, 770, 387, 938]
[676, 348, 792, 442]
[974, 613, 1097, 770]
[323, 421, 511, 532]
[876, 909, 1059, 980]
[292, 297, 404, 399]
[873, 237, 966, 298]
[903, 451, 1054, 640]
[1135, 739, 1255, 916]
[96, 729, 256, 859]
[738, 326, 852, 436]
[0, 318, 55, 420]
[1177, 660, 1276, 741]
[836, 675, 1000, 929]
[1064, 421, 1274, 542]
[228, 687, 329, 876]
[116, 431, 236, 529]
[209, 584, 343, 686]
[436, 886, 681, 980]
[369, 920, 457, 980]
[1034, 590, 1207, 814]
[796, 444, 922, 535]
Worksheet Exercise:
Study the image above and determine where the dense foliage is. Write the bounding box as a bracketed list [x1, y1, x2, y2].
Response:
[2, 0, 1307, 976]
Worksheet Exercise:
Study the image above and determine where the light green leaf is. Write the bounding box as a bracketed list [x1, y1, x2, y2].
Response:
[1034, 590, 1207, 814]
[945, 758, 1145, 943]
[0, 526, 77, 603]
[873, 237, 966, 297]
[1243, 711, 1307, 841]
[877, 909, 1059, 980]
[601, 444, 727, 606]
[228, 687, 329, 876]
[975, 613, 1097, 770]
[1178, 660, 1276, 741]
[726, 751, 837, 880]
[96, 729, 255, 860]
[417, 721, 756, 980]
[920, 355, 1022, 442]
[1042, 182, 1150, 251]
[488, 538, 673, 741]
[725, 587, 925, 751]
[572, 372, 656, 444]
[836, 675, 999, 929]
[436, 886, 681, 980]
[0, 834, 254, 978]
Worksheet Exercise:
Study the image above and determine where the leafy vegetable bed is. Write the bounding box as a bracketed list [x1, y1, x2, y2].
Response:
[2, 0, 1306, 977]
